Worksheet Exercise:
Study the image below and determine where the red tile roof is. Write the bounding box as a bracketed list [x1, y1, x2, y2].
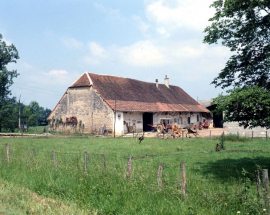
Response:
[69, 73, 209, 113]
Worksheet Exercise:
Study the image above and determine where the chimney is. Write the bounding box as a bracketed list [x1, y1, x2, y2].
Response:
[164, 75, 169, 88]
[155, 79, 158, 88]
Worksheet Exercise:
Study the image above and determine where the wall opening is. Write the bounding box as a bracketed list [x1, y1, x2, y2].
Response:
[143, 112, 153, 132]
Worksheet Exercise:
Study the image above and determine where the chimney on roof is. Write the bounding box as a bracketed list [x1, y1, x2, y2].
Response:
[164, 75, 169, 88]
[155, 79, 158, 88]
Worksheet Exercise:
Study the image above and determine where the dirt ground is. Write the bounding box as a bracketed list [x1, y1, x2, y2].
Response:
[125, 128, 227, 138]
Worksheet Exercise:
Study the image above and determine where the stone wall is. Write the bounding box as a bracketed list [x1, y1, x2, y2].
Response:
[48, 87, 114, 133]
[224, 122, 268, 138]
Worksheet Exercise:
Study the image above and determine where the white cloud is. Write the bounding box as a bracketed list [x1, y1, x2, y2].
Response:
[133, 16, 149, 34]
[94, 3, 122, 20]
[61, 38, 83, 49]
[119, 40, 168, 67]
[47, 69, 68, 76]
[83, 56, 100, 65]
[145, 0, 215, 34]
[89, 42, 107, 58]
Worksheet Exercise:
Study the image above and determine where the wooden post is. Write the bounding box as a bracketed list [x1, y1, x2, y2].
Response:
[252, 131, 254, 141]
[263, 169, 270, 214]
[136, 133, 138, 143]
[180, 161, 187, 198]
[57, 131, 59, 138]
[28, 147, 31, 168]
[6, 143, 9, 164]
[133, 131, 134, 138]
[9, 131, 11, 138]
[237, 131, 239, 140]
[35, 129, 36, 139]
[267, 131, 268, 141]
[255, 170, 261, 197]
[157, 163, 163, 188]
[84, 151, 88, 174]
[196, 130, 197, 139]
[52, 150, 57, 170]
[101, 153, 105, 174]
[163, 132, 164, 139]
[33, 149, 37, 168]
[210, 130, 211, 139]
[126, 157, 132, 180]
[82, 129, 84, 138]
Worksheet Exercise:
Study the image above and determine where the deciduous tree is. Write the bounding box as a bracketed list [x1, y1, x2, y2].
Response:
[204, 0, 270, 128]
[0, 34, 19, 131]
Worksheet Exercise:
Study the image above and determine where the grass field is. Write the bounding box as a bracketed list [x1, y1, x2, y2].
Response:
[0, 135, 270, 214]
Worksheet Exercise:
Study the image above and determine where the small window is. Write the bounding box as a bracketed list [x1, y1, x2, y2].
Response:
[187, 117, 190, 124]
[179, 117, 183, 124]
[197, 115, 199, 122]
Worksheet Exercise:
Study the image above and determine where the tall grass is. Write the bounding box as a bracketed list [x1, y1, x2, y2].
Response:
[0, 136, 269, 214]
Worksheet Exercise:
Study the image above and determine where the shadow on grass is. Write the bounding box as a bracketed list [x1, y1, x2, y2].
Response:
[194, 155, 270, 182]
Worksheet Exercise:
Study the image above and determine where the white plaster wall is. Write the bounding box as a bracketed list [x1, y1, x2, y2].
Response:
[123, 112, 143, 133]
[153, 112, 205, 128]
[114, 111, 124, 136]
[224, 122, 268, 138]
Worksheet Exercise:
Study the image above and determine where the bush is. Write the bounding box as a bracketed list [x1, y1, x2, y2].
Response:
[214, 133, 250, 142]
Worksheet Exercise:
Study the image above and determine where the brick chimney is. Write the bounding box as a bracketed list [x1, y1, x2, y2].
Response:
[164, 75, 169, 88]
[156, 79, 158, 88]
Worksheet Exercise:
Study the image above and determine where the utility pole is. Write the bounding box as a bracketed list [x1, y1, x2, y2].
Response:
[114, 100, 116, 138]
[18, 95, 21, 132]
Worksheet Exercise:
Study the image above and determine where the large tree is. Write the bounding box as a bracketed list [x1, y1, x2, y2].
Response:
[204, 0, 270, 128]
[0, 34, 19, 132]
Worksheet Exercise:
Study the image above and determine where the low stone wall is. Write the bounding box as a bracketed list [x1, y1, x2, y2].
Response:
[224, 122, 268, 138]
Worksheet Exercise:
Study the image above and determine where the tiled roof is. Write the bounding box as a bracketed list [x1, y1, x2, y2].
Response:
[69, 73, 209, 113]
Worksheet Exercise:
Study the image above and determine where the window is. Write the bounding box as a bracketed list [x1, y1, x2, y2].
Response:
[197, 115, 199, 122]
[179, 117, 183, 124]
[187, 117, 190, 124]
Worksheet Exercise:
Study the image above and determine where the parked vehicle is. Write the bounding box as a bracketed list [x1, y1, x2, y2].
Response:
[149, 118, 174, 133]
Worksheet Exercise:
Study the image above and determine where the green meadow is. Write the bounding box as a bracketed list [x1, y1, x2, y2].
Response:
[0, 135, 269, 214]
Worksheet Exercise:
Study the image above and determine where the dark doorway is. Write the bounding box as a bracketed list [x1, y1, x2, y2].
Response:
[207, 104, 223, 128]
[143, 112, 153, 131]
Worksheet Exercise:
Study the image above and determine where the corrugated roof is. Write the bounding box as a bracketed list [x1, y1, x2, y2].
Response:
[69, 73, 209, 112]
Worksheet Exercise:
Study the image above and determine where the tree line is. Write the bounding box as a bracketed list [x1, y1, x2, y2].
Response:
[0, 98, 51, 132]
[0, 33, 51, 132]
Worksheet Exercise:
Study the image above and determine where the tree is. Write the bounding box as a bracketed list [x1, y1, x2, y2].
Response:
[23, 101, 42, 127]
[0, 34, 19, 132]
[204, 0, 270, 128]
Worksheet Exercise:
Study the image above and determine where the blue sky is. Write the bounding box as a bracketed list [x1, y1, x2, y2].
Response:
[1, 0, 231, 110]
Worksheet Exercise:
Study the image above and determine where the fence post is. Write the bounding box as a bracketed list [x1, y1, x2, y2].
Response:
[126, 157, 132, 180]
[180, 161, 187, 198]
[136, 133, 138, 143]
[157, 163, 163, 188]
[252, 131, 254, 141]
[52, 150, 57, 170]
[9, 130, 11, 138]
[68, 130, 70, 138]
[255, 170, 261, 198]
[163, 132, 164, 139]
[57, 131, 59, 138]
[263, 169, 269, 214]
[33, 149, 37, 168]
[84, 151, 88, 174]
[101, 153, 106, 174]
[267, 131, 268, 141]
[82, 129, 84, 138]
[6, 143, 9, 164]
[210, 130, 211, 139]
[35, 129, 36, 139]
[237, 131, 239, 140]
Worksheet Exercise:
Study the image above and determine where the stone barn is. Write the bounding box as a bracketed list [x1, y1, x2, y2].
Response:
[47, 72, 210, 136]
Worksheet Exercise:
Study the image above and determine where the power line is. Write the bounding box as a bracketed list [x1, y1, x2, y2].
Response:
[12, 83, 64, 96]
